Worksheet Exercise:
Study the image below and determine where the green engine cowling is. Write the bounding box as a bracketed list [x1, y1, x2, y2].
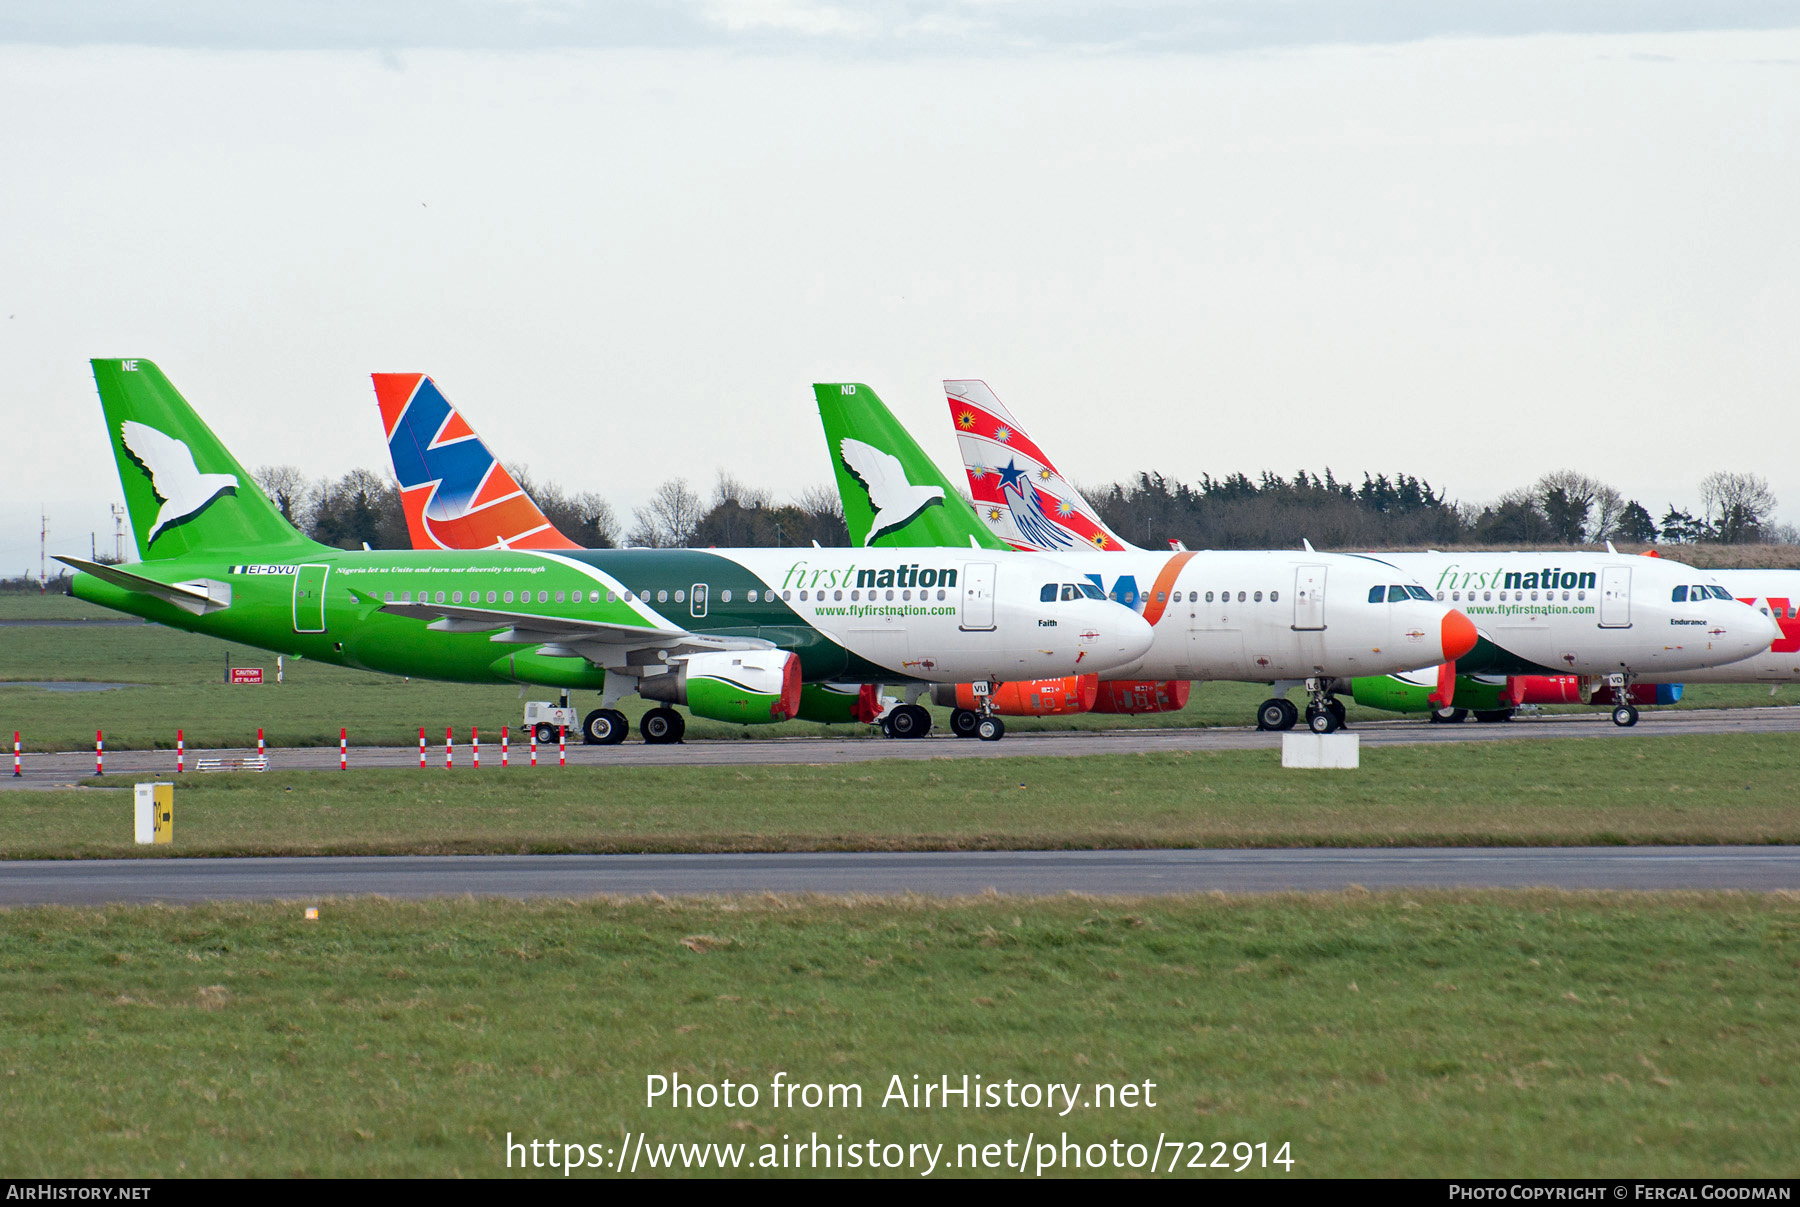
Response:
[639, 651, 802, 724]
[1347, 672, 1511, 715]
[793, 682, 884, 724]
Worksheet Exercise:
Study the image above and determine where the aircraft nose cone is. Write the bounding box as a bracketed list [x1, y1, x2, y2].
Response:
[1749, 606, 1784, 652]
[1092, 604, 1155, 670]
[1440, 609, 1478, 662]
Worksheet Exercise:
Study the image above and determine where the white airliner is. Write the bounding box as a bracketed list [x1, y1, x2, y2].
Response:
[941, 379, 1781, 726]
[820, 381, 1484, 733]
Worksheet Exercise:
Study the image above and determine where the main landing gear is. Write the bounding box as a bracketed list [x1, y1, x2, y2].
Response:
[1256, 698, 1299, 731]
[639, 706, 686, 745]
[882, 703, 933, 739]
[581, 708, 629, 745]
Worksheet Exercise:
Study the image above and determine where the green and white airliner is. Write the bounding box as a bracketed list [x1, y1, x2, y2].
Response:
[56, 360, 1153, 744]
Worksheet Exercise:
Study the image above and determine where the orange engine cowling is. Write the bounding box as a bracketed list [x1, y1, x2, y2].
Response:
[932, 675, 1099, 716]
[1508, 675, 1584, 705]
[1509, 675, 1682, 707]
[1089, 679, 1192, 714]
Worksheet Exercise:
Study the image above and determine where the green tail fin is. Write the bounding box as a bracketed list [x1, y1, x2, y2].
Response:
[813, 383, 1012, 550]
[90, 358, 316, 561]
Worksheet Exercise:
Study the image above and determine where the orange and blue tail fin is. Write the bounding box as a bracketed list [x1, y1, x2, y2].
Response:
[945, 379, 1138, 553]
[373, 374, 579, 551]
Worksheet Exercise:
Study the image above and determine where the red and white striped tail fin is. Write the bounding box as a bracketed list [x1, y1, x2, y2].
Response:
[944, 379, 1139, 553]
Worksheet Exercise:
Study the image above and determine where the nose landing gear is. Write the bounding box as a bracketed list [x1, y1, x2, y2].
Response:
[1604, 672, 1641, 727]
[1300, 679, 1348, 734]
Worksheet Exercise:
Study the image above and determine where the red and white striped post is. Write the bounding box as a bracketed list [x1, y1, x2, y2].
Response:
[339, 727, 348, 771]
[257, 727, 265, 761]
[419, 727, 426, 769]
[445, 725, 453, 769]
[530, 728, 538, 767]
[176, 729, 184, 774]
[472, 727, 480, 770]
[501, 726, 509, 768]
[12, 731, 20, 779]
[558, 725, 566, 768]
[95, 729, 104, 776]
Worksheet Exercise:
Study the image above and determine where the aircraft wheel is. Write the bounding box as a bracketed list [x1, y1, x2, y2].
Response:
[950, 708, 981, 738]
[1256, 699, 1297, 731]
[1430, 707, 1468, 725]
[533, 722, 557, 745]
[1308, 708, 1339, 735]
[641, 707, 686, 744]
[887, 704, 932, 739]
[1473, 709, 1513, 724]
[1611, 704, 1639, 728]
[582, 708, 628, 746]
[1327, 698, 1348, 730]
[976, 715, 1006, 742]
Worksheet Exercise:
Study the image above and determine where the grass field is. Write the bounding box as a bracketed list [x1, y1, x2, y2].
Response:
[3, 597, 1792, 752]
[2, 733, 1792, 858]
[2, 892, 1794, 1177]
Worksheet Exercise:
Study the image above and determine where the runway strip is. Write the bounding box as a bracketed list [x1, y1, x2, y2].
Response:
[7, 705, 1798, 788]
[3, 846, 1796, 905]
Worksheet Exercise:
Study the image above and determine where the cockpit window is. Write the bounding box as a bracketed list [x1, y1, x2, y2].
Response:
[1060, 584, 1079, 601]
[1368, 586, 1383, 604]
[1709, 586, 1733, 601]
[1079, 583, 1105, 601]
[1387, 585, 1410, 603]
[1040, 584, 1057, 603]
[1672, 586, 1688, 603]
[1406, 585, 1433, 602]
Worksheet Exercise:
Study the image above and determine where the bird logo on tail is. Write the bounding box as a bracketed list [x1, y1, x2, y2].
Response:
[838, 438, 945, 545]
[120, 420, 240, 542]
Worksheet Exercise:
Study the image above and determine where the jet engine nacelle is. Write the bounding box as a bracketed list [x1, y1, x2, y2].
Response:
[793, 682, 887, 725]
[931, 675, 1099, 716]
[1510, 675, 1683, 707]
[1348, 673, 1511, 714]
[639, 650, 802, 724]
[1088, 679, 1191, 714]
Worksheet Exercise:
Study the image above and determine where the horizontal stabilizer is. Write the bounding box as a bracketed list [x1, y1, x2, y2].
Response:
[54, 555, 231, 615]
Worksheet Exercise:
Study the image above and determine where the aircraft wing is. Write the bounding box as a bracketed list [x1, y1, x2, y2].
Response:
[376, 600, 773, 664]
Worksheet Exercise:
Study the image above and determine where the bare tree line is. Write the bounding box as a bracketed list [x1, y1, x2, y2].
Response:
[249, 465, 846, 551]
[247, 461, 1788, 553]
[1081, 467, 1792, 550]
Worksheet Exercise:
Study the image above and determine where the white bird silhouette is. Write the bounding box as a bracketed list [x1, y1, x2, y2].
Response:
[839, 438, 943, 545]
[121, 420, 239, 542]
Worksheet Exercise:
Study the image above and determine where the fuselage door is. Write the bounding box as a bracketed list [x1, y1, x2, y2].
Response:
[1292, 564, 1327, 631]
[293, 564, 329, 634]
[961, 562, 996, 631]
[1599, 566, 1632, 628]
[690, 583, 708, 619]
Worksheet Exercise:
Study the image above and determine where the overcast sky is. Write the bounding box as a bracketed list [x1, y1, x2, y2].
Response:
[4, 3, 1799, 570]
